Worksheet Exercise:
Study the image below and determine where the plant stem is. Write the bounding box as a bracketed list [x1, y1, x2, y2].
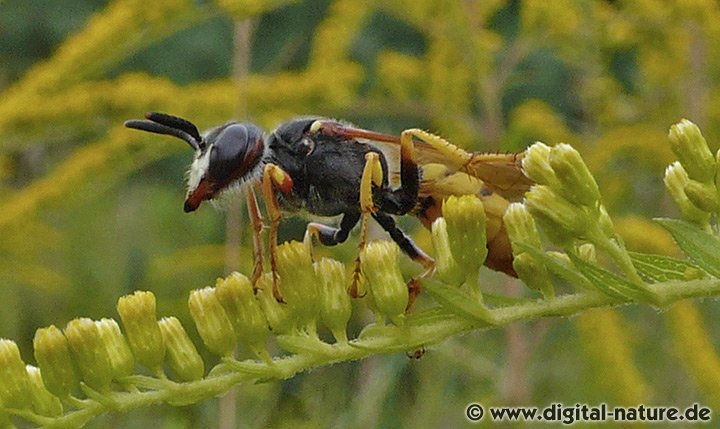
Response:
[41, 277, 720, 428]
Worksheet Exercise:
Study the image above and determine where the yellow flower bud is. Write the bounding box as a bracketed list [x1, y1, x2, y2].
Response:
[549, 143, 601, 206]
[430, 217, 465, 286]
[64, 318, 113, 391]
[522, 142, 559, 186]
[188, 287, 237, 357]
[215, 272, 270, 357]
[314, 258, 351, 342]
[525, 185, 591, 244]
[361, 240, 408, 325]
[256, 273, 295, 335]
[512, 252, 554, 299]
[33, 325, 80, 397]
[669, 119, 715, 182]
[503, 202, 542, 251]
[664, 162, 711, 224]
[95, 318, 135, 379]
[0, 339, 31, 409]
[158, 317, 204, 382]
[25, 365, 63, 417]
[117, 291, 165, 372]
[684, 179, 720, 213]
[276, 241, 319, 330]
[442, 195, 488, 276]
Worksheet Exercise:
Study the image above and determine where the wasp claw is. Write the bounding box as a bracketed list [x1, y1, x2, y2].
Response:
[271, 274, 285, 303]
[406, 278, 422, 312]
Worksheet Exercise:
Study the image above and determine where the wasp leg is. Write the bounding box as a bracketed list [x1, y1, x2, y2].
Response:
[372, 211, 434, 311]
[371, 211, 433, 270]
[260, 163, 294, 302]
[245, 187, 265, 289]
[401, 128, 472, 170]
[349, 152, 384, 298]
[304, 212, 361, 256]
[378, 129, 420, 215]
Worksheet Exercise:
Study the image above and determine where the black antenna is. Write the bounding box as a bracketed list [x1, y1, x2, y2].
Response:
[124, 112, 203, 151]
[144, 112, 202, 143]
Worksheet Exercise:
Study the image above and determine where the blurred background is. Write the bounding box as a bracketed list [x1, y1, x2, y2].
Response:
[1, 0, 720, 427]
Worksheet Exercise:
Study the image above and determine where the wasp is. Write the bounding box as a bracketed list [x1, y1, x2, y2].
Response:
[124, 113, 532, 301]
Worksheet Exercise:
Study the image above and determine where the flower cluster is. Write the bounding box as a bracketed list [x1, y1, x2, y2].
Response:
[502, 140, 658, 302]
[664, 119, 719, 226]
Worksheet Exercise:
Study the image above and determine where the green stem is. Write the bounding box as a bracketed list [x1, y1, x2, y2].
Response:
[42, 277, 720, 428]
[586, 223, 652, 287]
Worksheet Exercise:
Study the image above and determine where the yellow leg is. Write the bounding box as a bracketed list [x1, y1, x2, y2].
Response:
[246, 187, 265, 289]
[403, 128, 530, 199]
[350, 152, 384, 298]
[401, 128, 472, 171]
[260, 163, 294, 302]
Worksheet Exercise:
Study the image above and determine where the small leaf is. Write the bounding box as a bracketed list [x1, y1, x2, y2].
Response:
[422, 281, 497, 324]
[275, 335, 335, 356]
[403, 308, 457, 327]
[212, 359, 272, 377]
[655, 218, 720, 278]
[568, 254, 656, 303]
[483, 293, 536, 307]
[629, 251, 706, 283]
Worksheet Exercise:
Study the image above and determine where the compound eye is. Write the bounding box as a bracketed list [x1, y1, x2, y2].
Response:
[208, 124, 251, 181]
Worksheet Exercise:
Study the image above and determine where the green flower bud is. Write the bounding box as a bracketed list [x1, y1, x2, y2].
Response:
[503, 202, 542, 252]
[215, 272, 270, 357]
[188, 287, 237, 357]
[525, 185, 591, 244]
[276, 241, 319, 330]
[549, 143, 601, 206]
[512, 252, 554, 299]
[158, 317, 204, 382]
[25, 365, 62, 417]
[0, 339, 31, 409]
[430, 217, 465, 286]
[664, 162, 711, 224]
[361, 240, 408, 325]
[33, 325, 80, 397]
[442, 195, 488, 276]
[314, 258, 352, 342]
[256, 273, 295, 335]
[669, 119, 715, 182]
[95, 318, 135, 379]
[577, 243, 597, 264]
[522, 142, 559, 186]
[64, 318, 113, 391]
[684, 179, 720, 213]
[597, 205, 616, 238]
[117, 291, 165, 372]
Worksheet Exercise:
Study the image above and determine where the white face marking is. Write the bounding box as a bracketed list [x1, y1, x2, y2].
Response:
[186, 147, 211, 195]
[184, 131, 271, 210]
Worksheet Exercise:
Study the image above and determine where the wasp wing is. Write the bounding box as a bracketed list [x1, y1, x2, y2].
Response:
[463, 152, 533, 200]
[311, 121, 532, 200]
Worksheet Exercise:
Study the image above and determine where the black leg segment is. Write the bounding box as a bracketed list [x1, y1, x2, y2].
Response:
[315, 211, 361, 246]
[371, 211, 424, 261]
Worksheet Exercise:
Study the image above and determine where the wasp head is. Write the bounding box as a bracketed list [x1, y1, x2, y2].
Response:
[125, 112, 265, 212]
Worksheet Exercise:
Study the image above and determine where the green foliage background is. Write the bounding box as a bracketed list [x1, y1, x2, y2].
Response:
[1, 0, 720, 427]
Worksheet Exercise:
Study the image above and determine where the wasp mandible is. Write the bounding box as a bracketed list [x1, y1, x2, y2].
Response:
[124, 113, 533, 300]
